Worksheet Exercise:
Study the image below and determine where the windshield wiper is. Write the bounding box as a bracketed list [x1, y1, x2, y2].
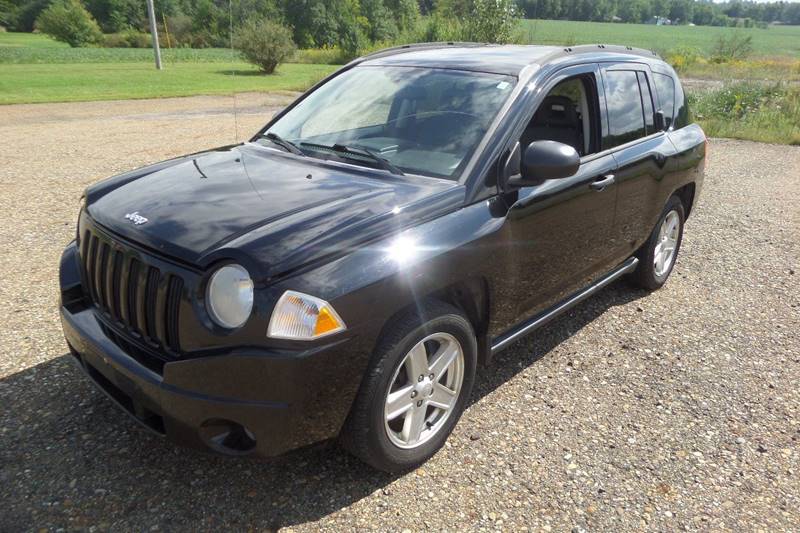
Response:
[261, 132, 305, 156]
[300, 142, 404, 176]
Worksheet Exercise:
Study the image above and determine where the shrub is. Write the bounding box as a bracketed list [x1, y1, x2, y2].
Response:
[690, 83, 800, 145]
[416, 14, 467, 42]
[294, 47, 346, 65]
[664, 46, 701, 72]
[35, 0, 102, 47]
[163, 13, 194, 47]
[103, 28, 150, 48]
[710, 32, 753, 63]
[233, 18, 296, 74]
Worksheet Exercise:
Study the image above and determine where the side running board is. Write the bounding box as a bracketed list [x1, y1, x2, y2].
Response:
[490, 257, 639, 354]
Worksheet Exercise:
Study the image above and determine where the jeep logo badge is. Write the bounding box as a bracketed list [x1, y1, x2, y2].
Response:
[124, 211, 148, 225]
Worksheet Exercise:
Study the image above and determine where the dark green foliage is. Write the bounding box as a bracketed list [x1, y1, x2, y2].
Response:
[361, 0, 398, 42]
[8, 0, 51, 31]
[233, 17, 295, 73]
[35, 0, 102, 46]
[102, 27, 149, 47]
[85, 0, 143, 32]
[1, 0, 18, 27]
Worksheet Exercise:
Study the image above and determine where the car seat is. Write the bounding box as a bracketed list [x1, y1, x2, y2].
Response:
[521, 95, 582, 154]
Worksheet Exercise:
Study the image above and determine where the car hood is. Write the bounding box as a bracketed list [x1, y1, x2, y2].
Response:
[86, 144, 461, 279]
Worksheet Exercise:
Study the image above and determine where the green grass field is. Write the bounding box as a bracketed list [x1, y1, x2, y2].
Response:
[519, 19, 800, 57]
[0, 32, 336, 104]
[0, 61, 336, 104]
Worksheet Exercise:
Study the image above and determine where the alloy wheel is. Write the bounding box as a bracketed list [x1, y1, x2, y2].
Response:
[654, 210, 680, 277]
[384, 332, 465, 449]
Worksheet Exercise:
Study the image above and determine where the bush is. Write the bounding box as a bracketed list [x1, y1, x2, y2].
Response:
[163, 13, 192, 46]
[103, 28, 150, 48]
[233, 18, 296, 74]
[35, 0, 102, 47]
[710, 32, 753, 63]
[690, 83, 800, 145]
[426, 0, 520, 44]
[294, 47, 346, 65]
[664, 46, 701, 72]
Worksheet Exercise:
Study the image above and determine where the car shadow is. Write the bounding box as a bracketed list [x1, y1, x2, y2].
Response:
[0, 280, 645, 530]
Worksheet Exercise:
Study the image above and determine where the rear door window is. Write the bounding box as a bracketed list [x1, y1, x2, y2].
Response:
[652, 73, 676, 129]
[602, 70, 646, 150]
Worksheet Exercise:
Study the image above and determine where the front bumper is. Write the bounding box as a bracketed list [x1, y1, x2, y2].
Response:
[59, 241, 374, 457]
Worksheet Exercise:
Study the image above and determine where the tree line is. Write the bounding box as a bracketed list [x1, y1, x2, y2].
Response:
[2, 0, 799, 51]
[511, 0, 800, 26]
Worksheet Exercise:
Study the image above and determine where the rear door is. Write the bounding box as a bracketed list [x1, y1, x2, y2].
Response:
[600, 64, 678, 257]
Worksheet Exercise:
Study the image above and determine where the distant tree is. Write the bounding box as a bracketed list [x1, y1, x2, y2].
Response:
[468, 0, 520, 42]
[35, 0, 103, 46]
[692, 2, 714, 25]
[361, 0, 398, 41]
[385, 0, 418, 33]
[0, 0, 17, 27]
[617, 0, 642, 23]
[669, 0, 693, 24]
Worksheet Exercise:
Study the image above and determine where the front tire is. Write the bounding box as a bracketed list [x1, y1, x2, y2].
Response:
[341, 301, 477, 473]
[631, 195, 685, 290]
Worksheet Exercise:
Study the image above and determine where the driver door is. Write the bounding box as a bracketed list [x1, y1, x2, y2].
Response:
[500, 64, 620, 324]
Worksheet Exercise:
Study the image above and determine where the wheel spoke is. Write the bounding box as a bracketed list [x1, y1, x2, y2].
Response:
[429, 383, 456, 410]
[402, 406, 427, 443]
[385, 384, 415, 421]
[656, 249, 666, 273]
[404, 342, 429, 381]
[667, 215, 679, 237]
[429, 341, 458, 381]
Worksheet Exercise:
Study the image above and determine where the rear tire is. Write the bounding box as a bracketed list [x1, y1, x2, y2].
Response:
[631, 195, 685, 290]
[340, 301, 477, 473]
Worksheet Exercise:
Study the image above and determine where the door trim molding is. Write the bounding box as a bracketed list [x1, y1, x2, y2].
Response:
[490, 256, 639, 354]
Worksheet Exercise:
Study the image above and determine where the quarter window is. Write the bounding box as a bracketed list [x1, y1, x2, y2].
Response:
[637, 72, 656, 134]
[652, 73, 676, 129]
[602, 70, 646, 149]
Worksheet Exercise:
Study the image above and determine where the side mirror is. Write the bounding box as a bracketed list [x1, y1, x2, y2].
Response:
[507, 140, 579, 188]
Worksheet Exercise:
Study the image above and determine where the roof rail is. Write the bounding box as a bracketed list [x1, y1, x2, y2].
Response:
[560, 43, 661, 59]
[358, 41, 486, 61]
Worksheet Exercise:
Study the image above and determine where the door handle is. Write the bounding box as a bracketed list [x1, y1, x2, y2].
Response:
[590, 174, 615, 191]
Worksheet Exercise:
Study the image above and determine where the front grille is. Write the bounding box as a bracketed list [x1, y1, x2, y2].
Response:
[80, 227, 184, 357]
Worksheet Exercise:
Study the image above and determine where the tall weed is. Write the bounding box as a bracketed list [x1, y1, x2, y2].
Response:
[690, 83, 800, 145]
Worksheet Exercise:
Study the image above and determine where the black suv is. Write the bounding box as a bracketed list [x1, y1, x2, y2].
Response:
[59, 43, 706, 472]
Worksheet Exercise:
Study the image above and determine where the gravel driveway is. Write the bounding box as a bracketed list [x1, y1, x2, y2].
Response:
[1, 94, 798, 532]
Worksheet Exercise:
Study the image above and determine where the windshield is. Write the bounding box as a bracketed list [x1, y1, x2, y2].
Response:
[263, 66, 516, 179]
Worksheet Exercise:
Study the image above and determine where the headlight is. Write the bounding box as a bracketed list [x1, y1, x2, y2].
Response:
[267, 290, 346, 340]
[206, 264, 254, 329]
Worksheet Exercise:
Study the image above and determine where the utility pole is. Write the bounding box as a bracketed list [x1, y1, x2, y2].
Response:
[145, 0, 162, 70]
